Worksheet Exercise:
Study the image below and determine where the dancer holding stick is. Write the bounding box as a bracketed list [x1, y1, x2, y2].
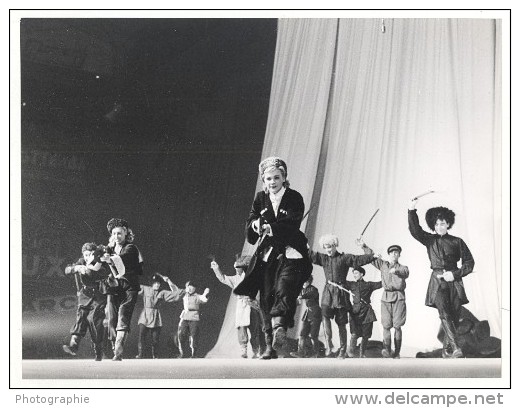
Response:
[408, 194, 474, 358]
[234, 157, 313, 359]
[309, 232, 378, 359]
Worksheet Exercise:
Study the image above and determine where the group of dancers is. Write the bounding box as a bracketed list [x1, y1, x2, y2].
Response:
[63, 218, 209, 360]
[62, 156, 475, 361]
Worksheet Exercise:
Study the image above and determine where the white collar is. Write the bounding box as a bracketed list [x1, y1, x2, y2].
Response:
[269, 186, 286, 201]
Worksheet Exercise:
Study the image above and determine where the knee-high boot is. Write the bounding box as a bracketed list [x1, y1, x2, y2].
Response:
[382, 328, 392, 358]
[347, 335, 358, 358]
[441, 318, 463, 358]
[310, 338, 320, 358]
[260, 329, 278, 360]
[322, 317, 334, 357]
[393, 338, 402, 359]
[93, 342, 104, 361]
[359, 337, 368, 358]
[337, 325, 347, 359]
[112, 331, 127, 361]
[289, 337, 306, 358]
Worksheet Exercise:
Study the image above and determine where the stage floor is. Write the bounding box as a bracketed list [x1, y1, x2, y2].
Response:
[21, 357, 501, 382]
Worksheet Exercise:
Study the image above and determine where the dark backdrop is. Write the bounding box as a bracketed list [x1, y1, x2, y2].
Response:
[20, 18, 277, 359]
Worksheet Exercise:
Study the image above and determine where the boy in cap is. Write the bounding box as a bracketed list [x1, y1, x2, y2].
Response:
[176, 280, 210, 358]
[289, 274, 322, 358]
[210, 256, 265, 358]
[63, 242, 109, 361]
[234, 157, 313, 359]
[357, 239, 409, 358]
[135, 274, 179, 359]
[310, 234, 377, 358]
[408, 199, 474, 358]
[345, 266, 382, 358]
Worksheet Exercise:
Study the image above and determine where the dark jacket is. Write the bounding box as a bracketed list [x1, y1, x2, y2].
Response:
[345, 279, 382, 324]
[114, 242, 143, 290]
[65, 258, 109, 306]
[300, 284, 322, 321]
[246, 188, 309, 257]
[408, 209, 474, 307]
[234, 187, 310, 297]
[309, 250, 375, 310]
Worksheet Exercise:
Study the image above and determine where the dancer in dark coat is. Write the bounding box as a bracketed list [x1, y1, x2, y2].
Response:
[63, 242, 108, 361]
[234, 157, 312, 359]
[408, 199, 474, 358]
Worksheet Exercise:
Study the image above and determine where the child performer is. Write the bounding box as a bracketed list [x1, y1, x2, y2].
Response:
[210, 256, 265, 358]
[100, 218, 143, 361]
[408, 199, 474, 358]
[345, 266, 382, 358]
[234, 157, 313, 359]
[135, 274, 178, 359]
[357, 239, 409, 358]
[289, 274, 322, 358]
[63, 242, 108, 361]
[310, 234, 376, 358]
[176, 281, 210, 358]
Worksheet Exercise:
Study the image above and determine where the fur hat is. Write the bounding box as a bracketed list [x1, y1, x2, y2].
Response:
[425, 207, 455, 231]
[107, 218, 129, 233]
[259, 156, 287, 178]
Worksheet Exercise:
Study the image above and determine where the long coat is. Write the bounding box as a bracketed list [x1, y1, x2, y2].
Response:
[408, 209, 475, 307]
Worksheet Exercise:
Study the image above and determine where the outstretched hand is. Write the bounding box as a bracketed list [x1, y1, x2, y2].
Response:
[210, 261, 219, 271]
[203, 288, 210, 296]
[355, 237, 365, 247]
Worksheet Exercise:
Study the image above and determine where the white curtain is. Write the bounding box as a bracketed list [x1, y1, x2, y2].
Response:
[208, 18, 501, 357]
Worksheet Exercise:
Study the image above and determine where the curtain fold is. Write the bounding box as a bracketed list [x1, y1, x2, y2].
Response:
[209, 18, 501, 357]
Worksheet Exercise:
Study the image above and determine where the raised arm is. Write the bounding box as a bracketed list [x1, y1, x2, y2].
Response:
[356, 238, 384, 270]
[162, 277, 184, 301]
[408, 199, 431, 246]
[210, 261, 238, 289]
[198, 288, 210, 303]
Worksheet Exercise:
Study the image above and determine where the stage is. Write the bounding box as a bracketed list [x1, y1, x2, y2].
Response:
[20, 358, 501, 385]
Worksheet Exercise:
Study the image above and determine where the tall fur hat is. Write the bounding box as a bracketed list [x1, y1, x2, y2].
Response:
[425, 207, 455, 231]
[258, 156, 288, 178]
[107, 218, 129, 233]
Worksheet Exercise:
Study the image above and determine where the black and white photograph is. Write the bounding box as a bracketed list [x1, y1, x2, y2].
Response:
[9, 5, 511, 400]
